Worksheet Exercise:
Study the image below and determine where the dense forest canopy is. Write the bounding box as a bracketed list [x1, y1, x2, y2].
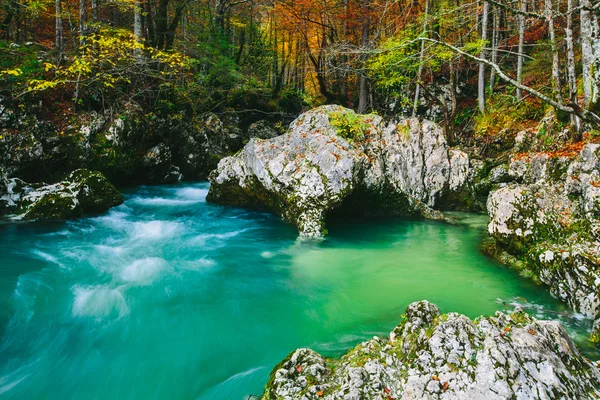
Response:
[1, 0, 599, 141]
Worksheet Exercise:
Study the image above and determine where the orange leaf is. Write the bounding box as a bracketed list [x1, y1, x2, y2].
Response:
[442, 382, 449, 392]
[432, 375, 439, 381]
[296, 365, 302, 373]
[316, 390, 324, 397]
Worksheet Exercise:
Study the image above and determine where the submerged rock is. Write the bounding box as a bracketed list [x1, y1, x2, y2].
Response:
[262, 301, 600, 400]
[1, 169, 123, 221]
[208, 106, 473, 237]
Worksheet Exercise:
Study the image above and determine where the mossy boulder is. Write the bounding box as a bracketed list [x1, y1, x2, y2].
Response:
[4, 169, 123, 221]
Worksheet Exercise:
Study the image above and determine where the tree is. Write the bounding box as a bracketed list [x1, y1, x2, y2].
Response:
[478, 0, 490, 113]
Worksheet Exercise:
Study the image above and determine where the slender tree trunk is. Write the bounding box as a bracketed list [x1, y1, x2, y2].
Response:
[566, 0, 580, 130]
[516, 0, 526, 101]
[79, 0, 88, 45]
[478, 0, 490, 113]
[591, 8, 600, 107]
[413, 0, 429, 117]
[145, 0, 154, 46]
[489, 5, 499, 94]
[91, 0, 98, 22]
[55, 0, 64, 63]
[134, 0, 143, 57]
[581, 0, 594, 106]
[545, 0, 561, 101]
[358, 14, 370, 114]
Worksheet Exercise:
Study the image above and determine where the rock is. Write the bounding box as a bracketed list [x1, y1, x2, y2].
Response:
[487, 144, 600, 337]
[170, 113, 241, 180]
[247, 120, 281, 140]
[140, 143, 182, 183]
[1, 169, 123, 221]
[208, 106, 473, 237]
[262, 301, 600, 400]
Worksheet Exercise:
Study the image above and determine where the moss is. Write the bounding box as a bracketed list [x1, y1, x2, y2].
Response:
[22, 192, 83, 221]
[329, 110, 374, 144]
[70, 169, 124, 213]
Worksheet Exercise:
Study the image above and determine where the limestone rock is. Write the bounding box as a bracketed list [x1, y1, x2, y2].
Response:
[487, 144, 600, 336]
[208, 106, 472, 237]
[262, 301, 600, 400]
[1, 169, 123, 221]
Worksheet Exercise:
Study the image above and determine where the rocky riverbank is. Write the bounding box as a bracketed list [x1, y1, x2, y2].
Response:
[483, 142, 600, 340]
[261, 301, 600, 400]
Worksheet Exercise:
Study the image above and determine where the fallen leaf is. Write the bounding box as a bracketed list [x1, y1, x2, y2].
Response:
[504, 326, 511, 332]
[432, 375, 439, 381]
[296, 365, 302, 373]
[528, 329, 536, 335]
[384, 387, 390, 394]
[316, 390, 324, 397]
[442, 382, 449, 392]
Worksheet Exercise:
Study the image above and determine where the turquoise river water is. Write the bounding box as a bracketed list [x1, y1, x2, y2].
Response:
[0, 183, 596, 399]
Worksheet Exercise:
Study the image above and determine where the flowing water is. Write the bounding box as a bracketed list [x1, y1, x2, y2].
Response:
[0, 183, 596, 399]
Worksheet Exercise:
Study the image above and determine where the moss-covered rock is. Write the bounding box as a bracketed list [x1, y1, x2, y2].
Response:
[3, 169, 123, 221]
[262, 301, 600, 399]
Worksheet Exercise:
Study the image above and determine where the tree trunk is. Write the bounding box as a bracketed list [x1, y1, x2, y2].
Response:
[357, 14, 370, 114]
[566, 0, 580, 131]
[581, 0, 594, 106]
[591, 8, 600, 108]
[55, 0, 64, 63]
[489, 5, 499, 94]
[91, 0, 98, 22]
[545, 0, 561, 101]
[478, 0, 490, 113]
[413, 0, 429, 117]
[79, 0, 87, 46]
[516, 0, 526, 101]
[134, 0, 142, 57]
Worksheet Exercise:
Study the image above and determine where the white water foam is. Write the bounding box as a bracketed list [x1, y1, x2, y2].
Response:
[132, 221, 180, 240]
[0, 374, 28, 396]
[121, 258, 169, 285]
[29, 250, 66, 269]
[180, 258, 216, 270]
[72, 286, 128, 318]
[190, 229, 248, 247]
[176, 187, 208, 201]
[129, 197, 201, 207]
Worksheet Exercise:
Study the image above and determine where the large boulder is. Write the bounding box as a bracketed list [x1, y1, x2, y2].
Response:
[262, 301, 600, 400]
[207, 106, 474, 237]
[486, 144, 600, 338]
[1, 169, 123, 221]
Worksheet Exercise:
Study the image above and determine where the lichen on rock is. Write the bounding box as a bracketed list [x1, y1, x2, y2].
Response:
[207, 106, 473, 237]
[1, 169, 123, 221]
[261, 301, 600, 400]
[486, 143, 600, 339]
